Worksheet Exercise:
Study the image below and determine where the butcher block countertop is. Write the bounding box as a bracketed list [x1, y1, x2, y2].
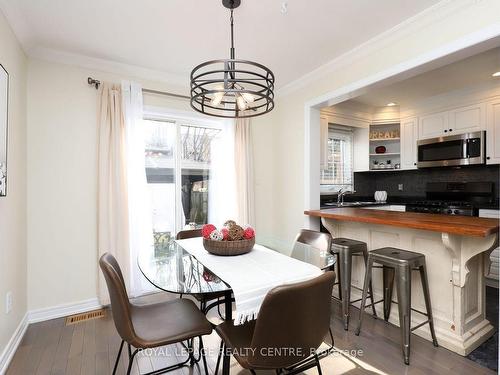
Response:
[305, 208, 499, 237]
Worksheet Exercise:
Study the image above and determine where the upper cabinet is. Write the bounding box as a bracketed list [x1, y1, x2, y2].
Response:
[486, 98, 500, 165]
[418, 111, 448, 139]
[400, 117, 417, 170]
[448, 103, 485, 134]
[418, 103, 486, 139]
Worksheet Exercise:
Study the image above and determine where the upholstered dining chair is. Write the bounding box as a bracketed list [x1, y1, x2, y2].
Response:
[176, 228, 202, 239]
[176, 229, 230, 316]
[291, 229, 333, 266]
[99, 253, 212, 375]
[215, 271, 335, 374]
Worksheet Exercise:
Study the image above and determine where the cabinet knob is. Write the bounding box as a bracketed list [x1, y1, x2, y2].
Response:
[414, 162, 417, 166]
[444, 129, 448, 133]
[449, 129, 453, 132]
[487, 156, 491, 160]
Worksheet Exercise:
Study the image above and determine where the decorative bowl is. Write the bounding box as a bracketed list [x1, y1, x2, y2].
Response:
[203, 238, 255, 256]
[375, 145, 386, 154]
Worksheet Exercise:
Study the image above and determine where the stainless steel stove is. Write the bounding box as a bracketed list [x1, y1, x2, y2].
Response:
[405, 182, 494, 217]
[406, 200, 475, 216]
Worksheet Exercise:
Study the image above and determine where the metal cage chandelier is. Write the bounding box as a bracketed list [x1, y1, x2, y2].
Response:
[190, 0, 275, 119]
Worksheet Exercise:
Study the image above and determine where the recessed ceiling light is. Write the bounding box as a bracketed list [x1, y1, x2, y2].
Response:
[492, 71, 500, 77]
[387, 102, 397, 106]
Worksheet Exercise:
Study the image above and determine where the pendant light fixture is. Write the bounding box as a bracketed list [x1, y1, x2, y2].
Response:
[190, 0, 275, 118]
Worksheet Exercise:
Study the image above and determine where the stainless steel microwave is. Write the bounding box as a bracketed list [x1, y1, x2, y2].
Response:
[417, 131, 485, 168]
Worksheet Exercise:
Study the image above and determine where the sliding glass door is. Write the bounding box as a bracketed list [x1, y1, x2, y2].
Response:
[143, 116, 221, 250]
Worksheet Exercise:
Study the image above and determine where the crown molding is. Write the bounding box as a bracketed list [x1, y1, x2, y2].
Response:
[277, 0, 477, 97]
[27, 46, 189, 89]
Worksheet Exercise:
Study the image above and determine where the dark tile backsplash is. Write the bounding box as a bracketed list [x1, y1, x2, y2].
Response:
[354, 165, 500, 199]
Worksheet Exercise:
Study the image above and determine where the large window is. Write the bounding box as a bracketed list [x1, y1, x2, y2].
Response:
[320, 126, 353, 192]
[144, 116, 221, 249]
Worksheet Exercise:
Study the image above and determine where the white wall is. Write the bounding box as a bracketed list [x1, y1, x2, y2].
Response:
[252, 0, 500, 253]
[26, 59, 190, 311]
[0, 8, 27, 360]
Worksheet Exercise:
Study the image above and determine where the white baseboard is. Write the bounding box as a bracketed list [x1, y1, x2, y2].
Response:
[0, 313, 29, 375]
[28, 298, 102, 324]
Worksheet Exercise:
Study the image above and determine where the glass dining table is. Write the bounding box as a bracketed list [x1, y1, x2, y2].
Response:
[138, 239, 336, 320]
[138, 240, 336, 375]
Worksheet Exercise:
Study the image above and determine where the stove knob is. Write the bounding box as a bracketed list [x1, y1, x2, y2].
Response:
[447, 209, 453, 214]
[454, 209, 459, 215]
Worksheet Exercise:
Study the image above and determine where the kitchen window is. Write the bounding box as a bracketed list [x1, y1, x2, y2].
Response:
[320, 126, 354, 192]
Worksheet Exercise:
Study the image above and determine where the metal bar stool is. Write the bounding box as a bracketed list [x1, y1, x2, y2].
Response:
[331, 238, 377, 330]
[355, 247, 438, 365]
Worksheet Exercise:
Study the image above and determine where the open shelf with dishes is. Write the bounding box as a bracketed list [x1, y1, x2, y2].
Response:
[369, 122, 401, 170]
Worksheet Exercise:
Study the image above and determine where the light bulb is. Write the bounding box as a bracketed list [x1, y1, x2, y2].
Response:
[211, 92, 224, 106]
[236, 95, 247, 111]
[211, 85, 225, 107]
[241, 92, 255, 103]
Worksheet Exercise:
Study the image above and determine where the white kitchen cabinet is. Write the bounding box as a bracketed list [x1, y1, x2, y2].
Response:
[400, 117, 417, 170]
[448, 103, 485, 134]
[418, 111, 448, 139]
[479, 209, 499, 287]
[353, 127, 369, 172]
[486, 99, 500, 165]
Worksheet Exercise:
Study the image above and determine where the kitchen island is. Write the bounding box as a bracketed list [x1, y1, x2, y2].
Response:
[305, 207, 499, 356]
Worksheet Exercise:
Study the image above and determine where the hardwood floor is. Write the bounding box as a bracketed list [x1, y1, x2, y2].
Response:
[7, 293, 494, 375]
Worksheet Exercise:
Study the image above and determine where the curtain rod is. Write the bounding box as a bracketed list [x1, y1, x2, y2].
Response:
[87, 77, 190, 100]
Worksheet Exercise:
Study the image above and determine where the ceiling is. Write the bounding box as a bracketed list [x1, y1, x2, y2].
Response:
[0, 0, 440, 88]
[352, 47, 500, 108]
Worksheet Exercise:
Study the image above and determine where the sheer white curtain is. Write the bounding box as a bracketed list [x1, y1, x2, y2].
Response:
[122, 81, 153, 297]
[209, 117, 255, 227]
[97, 81, 152, 303]
[234, 117, 255, 226]
[208, 120, 238, 226]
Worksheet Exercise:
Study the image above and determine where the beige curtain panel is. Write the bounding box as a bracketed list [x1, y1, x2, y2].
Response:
[97, 83, 131, 304]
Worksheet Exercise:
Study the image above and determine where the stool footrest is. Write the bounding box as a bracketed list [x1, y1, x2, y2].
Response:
[411, 319, 431, 332]
[351, 295, 377, 304]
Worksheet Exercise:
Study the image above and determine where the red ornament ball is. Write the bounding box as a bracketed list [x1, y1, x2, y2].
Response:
[221, 228, 230, 240]
[243, 227, 255, 239]
[201, 224, 217, 239]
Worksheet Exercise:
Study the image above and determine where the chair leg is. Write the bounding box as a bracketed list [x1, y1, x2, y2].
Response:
[215, 340, 224, 375]
[339, 251, 352, 330]
[315, 354, 323, 375]
[355, 256, 373, 336]
[198, 336, 209, 375]
[112, 340, 124, 375]
[250, 370, 257, 375]
[329, 327, 335, 347]
[419, 264, 438, 347]
[336, 254, 342, 301]
[383, 266, 395, 321]
[395, 266, 412, 365]
[363, 249, 377, 317]
[127, 349, 139, 375]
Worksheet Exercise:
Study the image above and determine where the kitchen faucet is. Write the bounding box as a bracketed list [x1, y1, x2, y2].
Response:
[337, 188, 355, 206]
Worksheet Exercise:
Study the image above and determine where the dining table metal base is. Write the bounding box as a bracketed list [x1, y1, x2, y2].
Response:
[222, 290, 233, 375]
